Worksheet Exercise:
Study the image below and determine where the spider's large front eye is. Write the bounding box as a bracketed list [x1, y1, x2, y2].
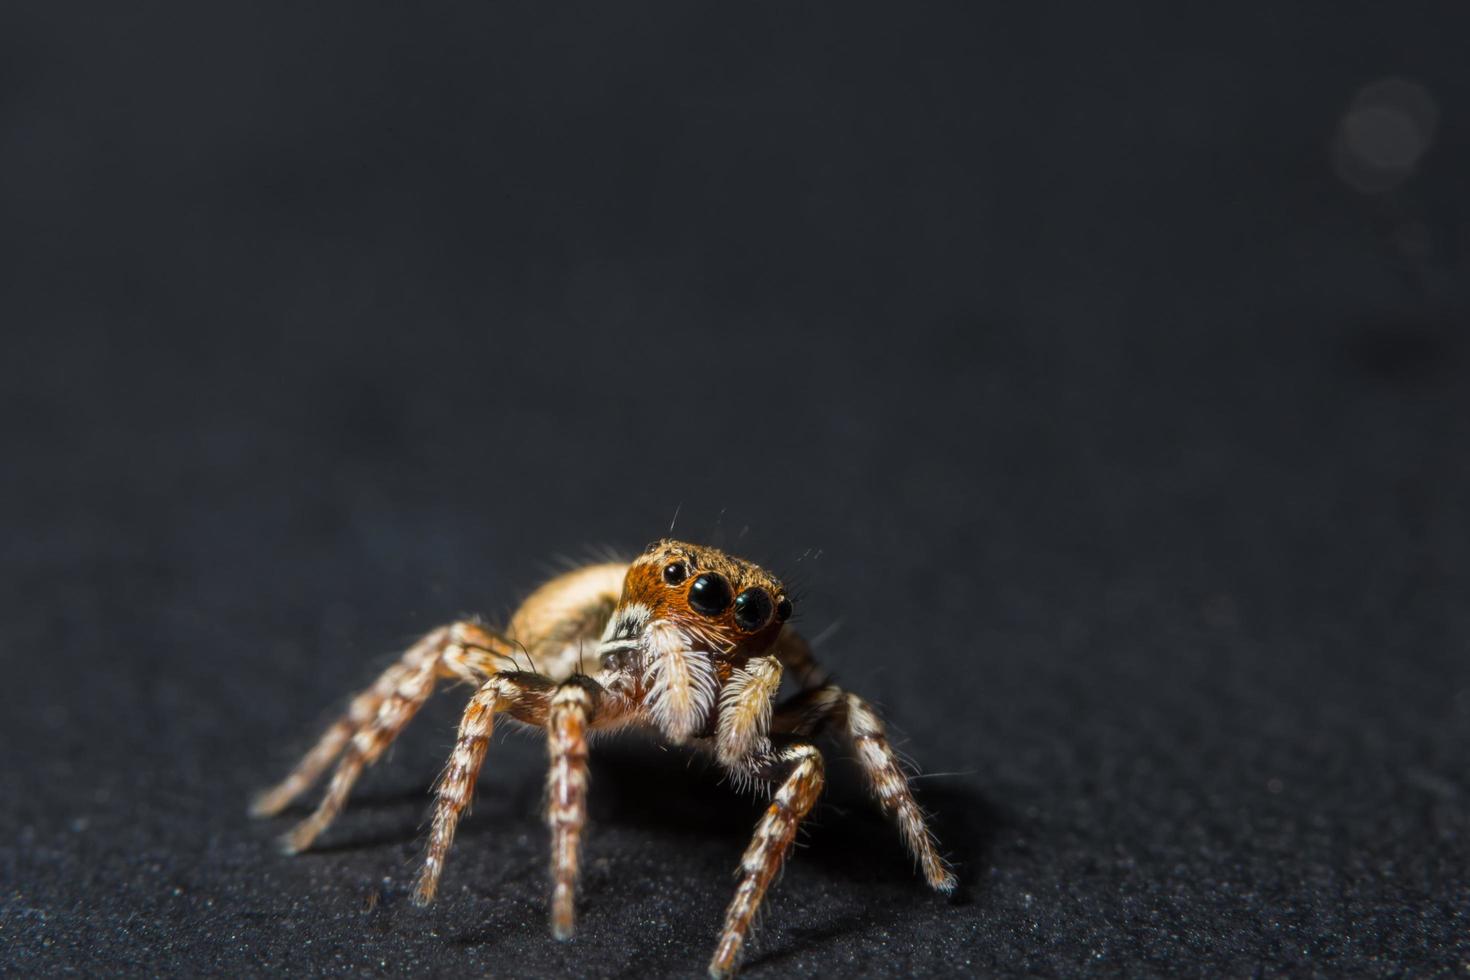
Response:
[733, 587, 773, 631]
[687, 573, 732, 616]
[662, 561, 688, 585]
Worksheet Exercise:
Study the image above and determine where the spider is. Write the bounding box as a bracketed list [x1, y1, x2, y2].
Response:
[252, 539, 955, 977]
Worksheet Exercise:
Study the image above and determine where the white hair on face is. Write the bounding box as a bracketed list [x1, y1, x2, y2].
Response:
[641, 620, 718, 744]
[599, 602, 651, 645]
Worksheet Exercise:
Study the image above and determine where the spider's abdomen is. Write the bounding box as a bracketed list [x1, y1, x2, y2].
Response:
[504, 562, 628, 682]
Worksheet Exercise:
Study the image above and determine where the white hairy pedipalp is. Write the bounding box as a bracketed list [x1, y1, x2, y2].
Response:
[640, 619, 719, 743]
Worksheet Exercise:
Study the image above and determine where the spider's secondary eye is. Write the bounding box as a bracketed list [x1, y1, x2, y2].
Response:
[662, 561, 688, 585]
[687, 573, 732, 616]
[733, 588, 774, 631]
[776, 597, 793, 622]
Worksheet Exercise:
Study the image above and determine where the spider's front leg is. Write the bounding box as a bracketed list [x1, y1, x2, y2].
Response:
[774, 680, 957, 893]
[709, 740, 826, 979]
[252, 621, 513, 853]
[706, 653, 814, 976]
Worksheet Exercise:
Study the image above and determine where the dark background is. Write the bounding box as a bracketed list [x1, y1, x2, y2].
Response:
[3, 2, 1468, 976]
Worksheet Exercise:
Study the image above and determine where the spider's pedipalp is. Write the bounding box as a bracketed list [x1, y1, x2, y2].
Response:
[709, 741, 826, 979]
[642, 620, 719, 744]
[716, 655, 781, 771]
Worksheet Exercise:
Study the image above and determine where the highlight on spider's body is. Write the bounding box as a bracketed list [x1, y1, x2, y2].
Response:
[252, 538, 955, 978]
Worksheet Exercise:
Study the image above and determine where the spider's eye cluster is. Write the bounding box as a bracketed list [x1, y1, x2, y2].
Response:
[733, 588, 773, 631]
[687, 573, 732, 615]
[669, 560, 791, 632]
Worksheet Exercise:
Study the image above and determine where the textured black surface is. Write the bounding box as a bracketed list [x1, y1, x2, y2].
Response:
[4, 3, 1470, 977]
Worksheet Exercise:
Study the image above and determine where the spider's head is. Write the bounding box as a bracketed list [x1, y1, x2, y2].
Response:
[598, 539, 792, 664]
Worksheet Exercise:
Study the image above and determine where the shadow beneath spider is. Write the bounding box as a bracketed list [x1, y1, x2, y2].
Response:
[250, 784, 431, 856]
[297, 829, 423, 856]
[268, 733, 1005, 924]
[267, 778, 547, 857]
[586, 739, 1005, 899]
[333, 784, 437, 808]
[387, 739, 1004, 974]
[256, 785, 428, 819]
[741, 909, 881, 975]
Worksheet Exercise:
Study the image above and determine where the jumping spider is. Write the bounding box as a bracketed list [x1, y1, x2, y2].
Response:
[253, 539, 955, 977]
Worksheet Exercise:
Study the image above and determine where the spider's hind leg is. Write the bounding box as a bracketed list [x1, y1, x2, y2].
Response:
[252, 621, 511, 852]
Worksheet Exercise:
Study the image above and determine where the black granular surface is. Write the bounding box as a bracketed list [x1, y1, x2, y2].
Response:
[3, 3, 1468, 976]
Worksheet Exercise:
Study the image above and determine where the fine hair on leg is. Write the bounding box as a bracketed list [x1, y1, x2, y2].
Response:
[774, 684, 956, 892]
[708, 741, 825, 979]
[277, 641, 442, 854]
[252, 621, 514, 823]
[545, 677, 602, 939]
[413, 672, 553, 904]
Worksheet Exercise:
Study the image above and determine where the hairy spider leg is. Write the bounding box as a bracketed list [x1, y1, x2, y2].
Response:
[546, 677, 602, 938]
[774, 684, 956, 893]
[412, 670, 554, 904]
[256, 622, 512, 851]
[709, 742, 826, 979]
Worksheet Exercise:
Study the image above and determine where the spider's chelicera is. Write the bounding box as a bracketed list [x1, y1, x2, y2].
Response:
[253, 539, 954, 978]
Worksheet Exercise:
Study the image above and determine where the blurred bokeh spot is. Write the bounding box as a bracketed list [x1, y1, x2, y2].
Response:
[1333, 77, 1439, 193]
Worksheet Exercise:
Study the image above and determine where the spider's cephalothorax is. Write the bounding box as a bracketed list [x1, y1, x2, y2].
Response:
[599, 541, 792, 745]
[253, 539, 955, 978]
